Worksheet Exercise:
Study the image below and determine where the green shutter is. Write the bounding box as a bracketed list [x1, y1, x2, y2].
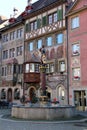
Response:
[37, 19, 41, 29]
[25, 23, 28, 32]
[25, 23, 30, 32]
[42, 16, 47, 26]
[57, 9, 63, 21]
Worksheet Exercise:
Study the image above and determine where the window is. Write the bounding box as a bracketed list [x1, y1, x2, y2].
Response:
[35, 64, 39, 72]
[7, 65, 13, 75]
[30, 21, 37, 31]
[9, 48, 15, 58]
[28, 42, 33, 51]
[30, 63, 34, 72]
[18, 64, 23, 74]
[72, 44, 80, 55]
[2, 67, 7, 76]
[71, 16, 79, 29]
[3, 34, 8, 42]
[10, 31, 16, 40]
[25, 64, 29, 73]
[54, 12, 57, 22]
[3, 50, 8, 59]
[37, 39, 42, 49]
[59, 61, 66, 72]
[48, 12, 57, 24]
[25, 63, 39, 73]
[17, 46, 23, 56]
[48, 15, 52, 24]
[48, 12, 58, 24]
[56, 33, 63, 44]
[46, 36, 52, 47]
[72, 68, 80, 80]
[50, 64, 54, 73]
[17, 28, 23, 38]
[13, 64, 17, 73]
[46, 63, 54, 73]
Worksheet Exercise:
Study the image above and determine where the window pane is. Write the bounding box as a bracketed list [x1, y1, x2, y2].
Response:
[35, 64, 39, 72]
[50, 64, 54, 73]
[56, 33, 63, 44]
[30, 22, 33, 31]
[25, 64, 29, 73]
[71, 17, 79, 29]
[46, 64, 50, 73]
[28, 42, 33, 51]
[46, 37, 52, 46]
[34, 21, 37, 30]
[30, 63, 34, 72]
[54, 13, 57, 22]
[37, 39, 42, 49]
[48, 15, 52, 24]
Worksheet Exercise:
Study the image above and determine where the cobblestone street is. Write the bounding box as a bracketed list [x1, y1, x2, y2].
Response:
[0, 108, 87, 130]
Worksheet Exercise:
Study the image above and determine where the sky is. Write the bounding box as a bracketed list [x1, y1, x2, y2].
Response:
[0, 0, 38, 18]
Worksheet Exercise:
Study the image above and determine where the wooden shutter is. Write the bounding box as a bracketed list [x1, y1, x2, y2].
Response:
[42, 16, 47, 26]
[37, 19, 41, 29]
[25, 23, 30, 32]
[57, 9, 63, 21]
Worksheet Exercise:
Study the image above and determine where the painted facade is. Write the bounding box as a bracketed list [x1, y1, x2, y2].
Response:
[67, 0, 87, 111]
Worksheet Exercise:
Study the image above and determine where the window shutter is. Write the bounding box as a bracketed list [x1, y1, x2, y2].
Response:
[42, 16, 47, 26]
[37, 19, 41, 29]
[57, 9, 63, 21]
[25, 23, 30, 32]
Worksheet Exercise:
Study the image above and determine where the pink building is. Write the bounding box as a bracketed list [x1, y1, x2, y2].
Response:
[67, 0, 87, 111]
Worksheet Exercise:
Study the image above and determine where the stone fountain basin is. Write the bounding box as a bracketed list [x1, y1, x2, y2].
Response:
[11, 105, 76, 120]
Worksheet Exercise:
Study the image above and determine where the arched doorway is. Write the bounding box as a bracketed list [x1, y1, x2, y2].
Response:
[7, 88, 12, 102]
[57, 85, 65, 105]
[29, 87, 36, 103]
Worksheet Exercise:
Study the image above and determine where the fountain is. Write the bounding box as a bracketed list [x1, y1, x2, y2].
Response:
[11, 45, 76, 120]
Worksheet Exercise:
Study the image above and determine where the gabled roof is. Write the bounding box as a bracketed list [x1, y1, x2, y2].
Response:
[66, 0, 87, 16]
[66, 0, 78, 13]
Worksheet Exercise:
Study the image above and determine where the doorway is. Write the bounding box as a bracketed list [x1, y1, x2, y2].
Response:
[29, 87, 37, 103]
[74, 90, 86, 111]
[7, 88, 12, 102]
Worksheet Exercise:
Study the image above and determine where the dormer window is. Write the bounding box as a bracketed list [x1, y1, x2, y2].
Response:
[25, 5, 33, 12]
[9, 17, 16, 23]
[21, 11, 27, 17]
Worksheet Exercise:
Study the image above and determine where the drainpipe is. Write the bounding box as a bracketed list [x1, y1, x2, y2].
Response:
[66, 16, 69, 105]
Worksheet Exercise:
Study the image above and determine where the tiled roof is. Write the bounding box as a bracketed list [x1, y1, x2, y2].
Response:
[17, 0, 66, 20]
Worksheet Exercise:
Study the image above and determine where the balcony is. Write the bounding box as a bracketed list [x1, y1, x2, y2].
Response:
[24, 73, 40, 83]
